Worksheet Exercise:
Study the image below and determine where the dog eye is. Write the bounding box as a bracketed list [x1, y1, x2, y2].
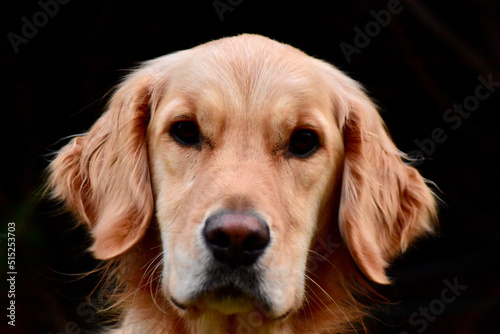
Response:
[288, 129, 319, 158]
[170, 121, 201, 147]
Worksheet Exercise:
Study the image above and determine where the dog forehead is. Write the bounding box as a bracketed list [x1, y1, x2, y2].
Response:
[179, 36, 319, 101]
[180, 38, 326, 119]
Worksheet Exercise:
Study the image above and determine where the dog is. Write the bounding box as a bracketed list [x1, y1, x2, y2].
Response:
[48, 34, 437, 333]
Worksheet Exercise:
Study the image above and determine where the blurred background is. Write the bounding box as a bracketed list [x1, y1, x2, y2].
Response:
[1, 0, 499, 333]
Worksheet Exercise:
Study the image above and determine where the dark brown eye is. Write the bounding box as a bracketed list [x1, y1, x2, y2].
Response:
[288, 129, 319, 158]
[170, 121, 201, 147]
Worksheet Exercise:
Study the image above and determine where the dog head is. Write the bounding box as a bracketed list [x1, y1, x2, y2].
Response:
[49, 34, 436, 328]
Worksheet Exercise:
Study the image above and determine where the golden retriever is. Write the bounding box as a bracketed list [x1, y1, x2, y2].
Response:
[48, 34, 437, 333]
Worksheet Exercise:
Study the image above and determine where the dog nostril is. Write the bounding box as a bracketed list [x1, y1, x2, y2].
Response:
[206, 229, 231, 249]
[243, 233, 269, 252]
[203, 212, 270, 267]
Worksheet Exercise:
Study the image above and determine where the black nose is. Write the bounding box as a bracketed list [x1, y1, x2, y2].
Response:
[203, 212, 270, 268]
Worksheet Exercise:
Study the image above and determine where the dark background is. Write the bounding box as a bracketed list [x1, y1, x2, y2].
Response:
[1, 0, 499, 333]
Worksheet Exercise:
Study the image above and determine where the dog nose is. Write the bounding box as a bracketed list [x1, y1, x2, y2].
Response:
[203, 212, 270, 268]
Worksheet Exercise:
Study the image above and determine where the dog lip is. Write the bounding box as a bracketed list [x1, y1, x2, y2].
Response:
[170, 296, 188, 310]
[169, 286, 254, 312]
[172, 286, 288, 319]
[276, 310, 291, 320]
[205, 286, 291, 319]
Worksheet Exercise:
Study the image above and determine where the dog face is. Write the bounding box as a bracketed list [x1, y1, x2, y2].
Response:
[49, 34, 436, 332]
[146, 39, 345, 317]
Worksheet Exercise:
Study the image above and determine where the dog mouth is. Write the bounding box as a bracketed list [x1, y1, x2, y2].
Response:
[171, 282, 268, 313]
[171, 284, 293, 321]
[170, 285, 262, 314]
[170, 263, 276, 316]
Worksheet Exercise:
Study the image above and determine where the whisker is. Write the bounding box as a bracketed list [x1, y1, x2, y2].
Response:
[149, 258, 167, 314]
[305, 274, 360, 334]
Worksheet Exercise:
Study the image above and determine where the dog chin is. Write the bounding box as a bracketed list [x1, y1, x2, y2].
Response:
[201, 288, 256, 315]
[171, 284, 287, 319]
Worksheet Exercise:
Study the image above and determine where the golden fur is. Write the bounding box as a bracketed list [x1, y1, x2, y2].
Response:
[48, 34, 437, 333]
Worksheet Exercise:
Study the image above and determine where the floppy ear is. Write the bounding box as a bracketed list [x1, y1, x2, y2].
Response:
[48, 68, 156, 260]
[325, 66, 437, 284]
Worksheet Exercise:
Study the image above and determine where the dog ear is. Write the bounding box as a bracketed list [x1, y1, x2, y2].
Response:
[324, 65, 437, 284]
[48, 67, 158, 260]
